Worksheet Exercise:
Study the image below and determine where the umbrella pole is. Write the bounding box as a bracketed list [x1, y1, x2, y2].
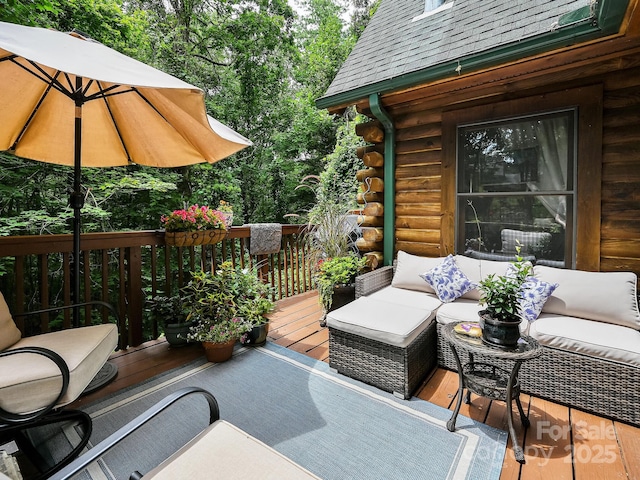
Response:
[71, 77, 84, 328]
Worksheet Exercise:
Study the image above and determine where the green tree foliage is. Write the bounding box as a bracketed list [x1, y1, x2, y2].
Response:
[0, 0, 375, 233]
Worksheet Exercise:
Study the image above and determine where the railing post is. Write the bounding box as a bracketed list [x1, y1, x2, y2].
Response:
[127, 246, 143, 347]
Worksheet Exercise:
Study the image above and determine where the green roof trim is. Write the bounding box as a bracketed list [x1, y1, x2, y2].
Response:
[316, 0, 630, 110]
[558, 6, 592, 26]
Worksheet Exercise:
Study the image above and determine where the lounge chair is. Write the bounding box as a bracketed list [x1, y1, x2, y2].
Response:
[0, 293, 118, 478]
[50, 387, 320, 479]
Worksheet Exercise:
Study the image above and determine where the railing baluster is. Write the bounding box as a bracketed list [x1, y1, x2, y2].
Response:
[83, 250, 91, 325]
[38, 254, 49, 333]
[15, 256, 25, 332]
[102, 249, 110, 325]
[0, 226, 309, 349]
[118, 247, 127, 349]
[63, 252, 71, 329]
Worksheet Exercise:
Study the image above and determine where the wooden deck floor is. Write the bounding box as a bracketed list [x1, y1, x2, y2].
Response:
[77, 291, 640, 480]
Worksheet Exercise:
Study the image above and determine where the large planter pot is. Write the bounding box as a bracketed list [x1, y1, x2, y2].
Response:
[479, 310, 522, 349]
[202, 339, 236, 362]
[320, 284, 356, 327]
[329, 284, 356, 312]
[164, 321, 194, 348]
[164, 229, 226, 247]
[241, 322, 269, 346]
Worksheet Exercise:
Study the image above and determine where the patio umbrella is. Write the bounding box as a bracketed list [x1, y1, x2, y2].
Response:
[0, 21, 252, 325]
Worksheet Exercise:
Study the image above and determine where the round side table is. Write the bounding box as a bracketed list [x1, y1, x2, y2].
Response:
[442, 321, 542, 464]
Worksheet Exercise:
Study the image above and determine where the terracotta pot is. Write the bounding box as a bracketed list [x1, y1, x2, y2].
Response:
[202, 339, 236, 362]
[479, 310, 521, 349]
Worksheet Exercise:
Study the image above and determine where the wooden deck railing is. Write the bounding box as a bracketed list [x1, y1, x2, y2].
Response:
[0, 225, 312, 349]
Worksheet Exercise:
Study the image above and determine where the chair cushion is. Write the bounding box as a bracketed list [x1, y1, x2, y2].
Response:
[0, 323, 118, 414]
[435, 299, 484, 326]
[390, 251, 445, 294]
[529, 315, 640, 368]
[535, 266, 640, 330]
[367, 286, 442, 312]
[0, 293, 21, 351]
[143, 420, 320, 479]
[326, 297, 435, 348]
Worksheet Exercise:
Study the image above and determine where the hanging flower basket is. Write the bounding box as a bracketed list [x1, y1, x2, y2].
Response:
[164, 229, 227, 247]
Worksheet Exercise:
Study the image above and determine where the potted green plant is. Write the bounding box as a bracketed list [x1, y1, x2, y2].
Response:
[181, 264, 252, 362]
[314, 254, 366, 326]
[477, 248, 532, 348]
[233, 266, 276, 346]
[148, 294, 193, 348]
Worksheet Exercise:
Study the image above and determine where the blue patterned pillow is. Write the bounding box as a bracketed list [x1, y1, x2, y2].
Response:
[519, 277, 558, 322]
[420, 255, 475, 303]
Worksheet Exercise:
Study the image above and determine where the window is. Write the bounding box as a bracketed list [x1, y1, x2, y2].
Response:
[456, 111, 576, 268]
[413, 0, 454, 21]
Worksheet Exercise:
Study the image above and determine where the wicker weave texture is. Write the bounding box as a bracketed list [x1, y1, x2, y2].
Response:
[329, 319, 437, 399]
[436, 323, 640, 426]
[355, 266, 394, 298]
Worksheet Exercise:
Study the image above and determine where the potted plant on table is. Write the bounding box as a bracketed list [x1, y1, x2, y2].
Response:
[161, 204, 227, 247]
[314, 253, 366, 327]
[181, 265, 252, 362]
[477, 248, 532, 348]
[148, 294, 193, 348]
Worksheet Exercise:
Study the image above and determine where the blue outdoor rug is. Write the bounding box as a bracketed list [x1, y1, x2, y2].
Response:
[75, 342, 507, 479]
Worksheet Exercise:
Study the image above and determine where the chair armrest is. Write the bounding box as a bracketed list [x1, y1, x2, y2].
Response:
[49, 387, 219, 480]
[355, 265, 394, 298]
[0, 347, 70, 424]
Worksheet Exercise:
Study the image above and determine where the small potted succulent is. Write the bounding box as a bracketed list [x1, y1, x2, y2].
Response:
[477, 248, 531, 348]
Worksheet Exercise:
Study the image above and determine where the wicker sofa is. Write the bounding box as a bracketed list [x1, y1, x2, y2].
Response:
[328, 251, 640, 426]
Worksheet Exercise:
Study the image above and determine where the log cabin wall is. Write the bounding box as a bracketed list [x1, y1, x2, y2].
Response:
[350, 25, 640, 277]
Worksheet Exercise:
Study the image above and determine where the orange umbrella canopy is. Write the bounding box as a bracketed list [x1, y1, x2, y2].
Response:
[0, 21, 251, 317]
[0, 21, 251, 167]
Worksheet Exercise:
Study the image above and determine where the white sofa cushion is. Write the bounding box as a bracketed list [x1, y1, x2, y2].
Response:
[1, 323, 118, 414]
[0, 293, 21, 351]
[391, 251, 445, 293]
[530, 315, 640, 368]
[454, 255, 512, 301]
[535, 266, 640, 330]
[435, 298, 484, 325]
[144, 420, 320, 479]
[326, 297, 435, 348]
[367, 286, 442, 312]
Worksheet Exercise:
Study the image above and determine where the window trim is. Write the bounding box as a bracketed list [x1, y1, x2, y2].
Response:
[441, 85, 603, 270]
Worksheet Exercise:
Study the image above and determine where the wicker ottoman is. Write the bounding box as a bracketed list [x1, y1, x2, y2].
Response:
[327, 297, 437, 399]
